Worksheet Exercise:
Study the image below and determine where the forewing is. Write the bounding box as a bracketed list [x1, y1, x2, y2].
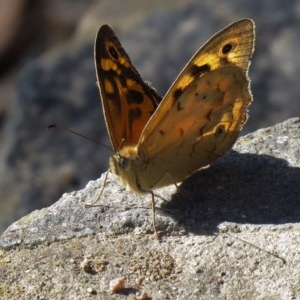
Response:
[95, 25, 162, 150]
[139, 19, 255, 173]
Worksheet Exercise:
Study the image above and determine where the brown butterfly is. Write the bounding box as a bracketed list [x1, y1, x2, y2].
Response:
[94, 19, 255, 231]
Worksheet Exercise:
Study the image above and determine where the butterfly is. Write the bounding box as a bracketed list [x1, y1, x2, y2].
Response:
[94, 19, 255, 231]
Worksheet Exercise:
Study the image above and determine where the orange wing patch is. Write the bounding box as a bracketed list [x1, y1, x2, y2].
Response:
[95, 25, 162, 150]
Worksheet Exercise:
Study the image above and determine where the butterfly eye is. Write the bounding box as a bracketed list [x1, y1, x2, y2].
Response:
[118, 156, 129, 170]
[222, 43, 233, 54]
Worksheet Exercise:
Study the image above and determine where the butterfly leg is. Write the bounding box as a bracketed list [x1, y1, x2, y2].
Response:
[173, 182, 189, 198]
[85, 171, 110, 207]
[150, 191, 159, 239]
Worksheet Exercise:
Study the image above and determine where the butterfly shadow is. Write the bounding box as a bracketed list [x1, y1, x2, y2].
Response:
[159, 150, 300, 235]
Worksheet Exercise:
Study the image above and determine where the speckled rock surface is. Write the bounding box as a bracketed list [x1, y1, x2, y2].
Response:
[1, 0, 300, 235]
[0, 118, 300, 299]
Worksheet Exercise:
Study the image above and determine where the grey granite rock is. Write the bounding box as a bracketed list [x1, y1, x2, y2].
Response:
[0, 118, 299, 298]
[1, 0, 300, 275]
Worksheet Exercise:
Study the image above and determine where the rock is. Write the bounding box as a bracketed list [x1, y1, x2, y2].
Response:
[0, 118, 300, 298]
[0, 0, 28, 75]
[1, 0, 300, 242]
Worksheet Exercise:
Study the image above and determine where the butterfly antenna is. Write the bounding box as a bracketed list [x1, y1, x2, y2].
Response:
[47, 124, 113, 152]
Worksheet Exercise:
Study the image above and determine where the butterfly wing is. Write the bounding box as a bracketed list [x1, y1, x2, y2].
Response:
[138, 19, 255, 185]
[95, 25, 162, 150]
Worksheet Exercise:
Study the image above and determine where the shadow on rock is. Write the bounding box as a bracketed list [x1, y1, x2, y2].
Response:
[160, 150, 300, 234]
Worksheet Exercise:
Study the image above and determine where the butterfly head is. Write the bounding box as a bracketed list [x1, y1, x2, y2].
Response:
[109, 145, 146, 193]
